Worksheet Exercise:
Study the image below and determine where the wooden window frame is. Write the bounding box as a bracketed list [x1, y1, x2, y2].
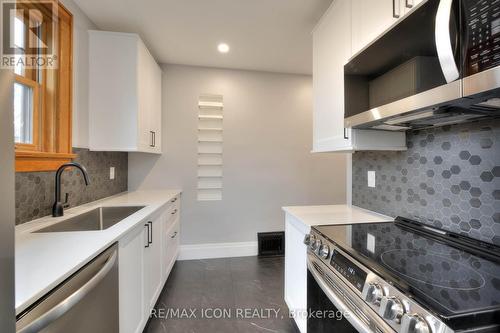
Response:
[15, 1, 75, 172]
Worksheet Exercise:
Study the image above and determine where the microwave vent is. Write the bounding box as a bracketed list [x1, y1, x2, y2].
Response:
[372, 124, 410, 131]
[384, 110, 436, 125]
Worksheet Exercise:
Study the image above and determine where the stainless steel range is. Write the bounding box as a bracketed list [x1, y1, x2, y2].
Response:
[305, 218, 500, 333]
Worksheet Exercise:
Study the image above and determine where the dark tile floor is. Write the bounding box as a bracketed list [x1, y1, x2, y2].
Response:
[145, 256, 299, 333]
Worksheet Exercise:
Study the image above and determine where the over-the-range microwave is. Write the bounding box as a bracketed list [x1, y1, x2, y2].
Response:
[344, 0, 500, 130]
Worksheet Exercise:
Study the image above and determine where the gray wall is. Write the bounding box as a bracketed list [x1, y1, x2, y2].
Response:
[0, 69, 15, 331]
[352, 119, 500, 245]
[61, 0, 97, 148]
[16, 149, 128, 224]
[129, 64, 347, 245]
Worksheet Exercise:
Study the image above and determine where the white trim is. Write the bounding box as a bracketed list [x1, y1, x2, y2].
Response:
[178, 241, 258, 260]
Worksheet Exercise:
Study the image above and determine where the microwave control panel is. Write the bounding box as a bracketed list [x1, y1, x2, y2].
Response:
[465, 0, 500, 75]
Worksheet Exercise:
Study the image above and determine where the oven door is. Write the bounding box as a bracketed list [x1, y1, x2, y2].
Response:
[307, 254, 394, 333]
[307, 270, 359, 333]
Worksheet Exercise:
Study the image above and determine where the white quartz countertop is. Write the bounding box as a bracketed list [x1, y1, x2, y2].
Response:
[15, 189, 181, 314]
[282, 204, 393, 226]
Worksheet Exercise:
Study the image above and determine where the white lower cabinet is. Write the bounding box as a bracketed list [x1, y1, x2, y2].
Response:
[163, 211, 180, 280]
[143, 213, 164, 312]
[284, 214, 310, 333]
[118, 195, 181, 333]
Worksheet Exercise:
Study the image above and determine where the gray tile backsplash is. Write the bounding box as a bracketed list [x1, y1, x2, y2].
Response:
[15, 148, 128, 224]
[352, 119, 500, 245]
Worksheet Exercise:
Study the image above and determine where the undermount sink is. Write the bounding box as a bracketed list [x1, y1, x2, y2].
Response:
[34, 206, 146, 233]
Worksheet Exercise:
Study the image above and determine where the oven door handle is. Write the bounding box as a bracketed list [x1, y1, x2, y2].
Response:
[435, 0, 459, 83]
[18, 250, 117, 333]
[307, 257, 372, 333]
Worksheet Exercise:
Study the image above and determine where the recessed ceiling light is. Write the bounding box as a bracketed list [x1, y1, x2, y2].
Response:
[217, 43, 230, 53]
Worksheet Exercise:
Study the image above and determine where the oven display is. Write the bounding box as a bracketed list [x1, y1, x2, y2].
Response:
[330, 249, 367, 292]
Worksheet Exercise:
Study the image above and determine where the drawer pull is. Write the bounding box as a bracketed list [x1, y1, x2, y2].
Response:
[171, 209, 177, 215]
[148, 221, 153, 245]
[144, 223, 150, 248]
[170, 197, 177, 203]
[393, 0, 400, 18]
[170, 231, 178, 239]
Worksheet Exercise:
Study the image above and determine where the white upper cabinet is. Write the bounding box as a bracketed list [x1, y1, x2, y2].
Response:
[351, 0, 400, 56]
[351, 0, 423, 56]
[312, 0, 352, 152]
[89, 31, 162, 154]
[312, 0, 406, 152]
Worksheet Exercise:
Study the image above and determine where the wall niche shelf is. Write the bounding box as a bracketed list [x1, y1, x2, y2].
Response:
[198, 115, 223, 120]
[198, 128, 223, 131]
[197, 94, 224, 201]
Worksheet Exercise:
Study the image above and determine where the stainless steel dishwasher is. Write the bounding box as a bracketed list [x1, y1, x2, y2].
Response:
[16, 243, 119, 333]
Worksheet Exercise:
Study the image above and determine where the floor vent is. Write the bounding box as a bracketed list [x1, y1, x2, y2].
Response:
[258, 232, 285, 257]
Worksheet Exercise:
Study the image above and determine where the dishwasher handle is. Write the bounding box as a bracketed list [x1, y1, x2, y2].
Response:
[18, 250, 117, 333]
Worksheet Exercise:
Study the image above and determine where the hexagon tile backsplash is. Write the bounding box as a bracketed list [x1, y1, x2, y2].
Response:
[352, 119, 500, 245]
[15, 148, 128, 225]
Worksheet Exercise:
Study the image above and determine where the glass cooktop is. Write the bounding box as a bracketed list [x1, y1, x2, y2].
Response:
[314, 221, 500, 323]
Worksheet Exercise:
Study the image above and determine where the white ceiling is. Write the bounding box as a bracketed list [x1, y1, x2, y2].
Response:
[74, 0, 333, 74]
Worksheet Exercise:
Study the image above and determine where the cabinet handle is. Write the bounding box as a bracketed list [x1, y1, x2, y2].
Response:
[405, 0, 413, 8]
[152, 131, 156, 147]
[393, 0, 400, 18]
[148, 221, 153, 245]
[170, 231, 178, 239]
[343, 128, 349, 140]
[170, 197, 177, 203]
[149, 131, 154, 147]
[144, 223, 150, 248]
[171, 209, 178, 215]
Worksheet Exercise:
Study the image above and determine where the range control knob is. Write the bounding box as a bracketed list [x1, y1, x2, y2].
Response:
[313, 239, 322, 253]
[303, 234, 311, 245]
[319, 244, 330, 259]
[362, 283, 384, 305]
[379, 296, 405, 323]
[401, 314, 430, 333]
[308, 235, 316, 249]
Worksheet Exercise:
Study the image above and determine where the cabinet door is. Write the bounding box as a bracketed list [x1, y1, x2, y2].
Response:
[284, 215, 310, 333]
[312, 0, 352, 152]
[89, 31, 140, 151]
[150, 63, 162, 153]
[164, 216, 180, 279]
[137, 42, 153, 152]
[351, 0, 400, 56]
[144, 215, 164, 312]
[119, 224, 148, 333]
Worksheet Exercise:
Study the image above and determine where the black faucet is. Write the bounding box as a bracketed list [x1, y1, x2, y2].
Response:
[52, 162, 90, 217]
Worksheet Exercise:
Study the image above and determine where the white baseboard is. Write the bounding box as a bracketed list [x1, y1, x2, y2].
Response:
[178, 241, 258, 260]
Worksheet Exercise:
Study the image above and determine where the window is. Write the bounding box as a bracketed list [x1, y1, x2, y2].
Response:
[14, 78, 38, 145]
[13, 1, 74, 172]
